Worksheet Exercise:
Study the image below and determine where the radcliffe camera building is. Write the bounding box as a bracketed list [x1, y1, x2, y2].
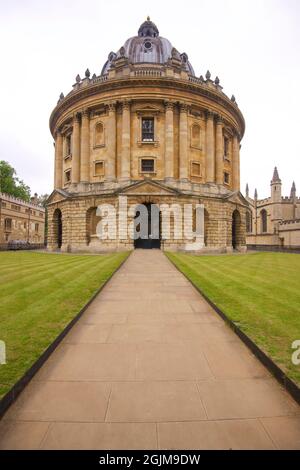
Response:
[47, 18, 247, 252]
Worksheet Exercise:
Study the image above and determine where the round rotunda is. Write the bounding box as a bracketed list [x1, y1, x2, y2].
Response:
[47, 18, 247, 252]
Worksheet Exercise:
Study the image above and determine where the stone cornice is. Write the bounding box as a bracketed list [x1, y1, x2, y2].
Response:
[49, 76, 245, 137]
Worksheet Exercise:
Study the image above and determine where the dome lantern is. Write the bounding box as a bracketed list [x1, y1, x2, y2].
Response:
[100, 18, 195, 76]
[138, 16, 159, 38]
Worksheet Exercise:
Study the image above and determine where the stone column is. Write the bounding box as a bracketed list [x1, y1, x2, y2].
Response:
[54, 130, 63, 189]
[179, 103, 188, 180]
[121, 100, 131, 180]
[80, 109, 90, 183]
[205, 111, 215, 183]
[72, 113, 80, 184]
[215, 115, 224, 185]
[164, 101, 174, 180]
[232, 132, 240, 191]
[107, 102, 117, 181]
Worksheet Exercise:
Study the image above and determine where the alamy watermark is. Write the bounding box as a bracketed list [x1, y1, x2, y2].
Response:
[291, 340, 300, 366]
[94, 196, 205, 249]
[0, 340, 6, 365]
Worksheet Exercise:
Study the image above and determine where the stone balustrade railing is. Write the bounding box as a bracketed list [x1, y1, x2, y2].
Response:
[57, 66, 237, 107]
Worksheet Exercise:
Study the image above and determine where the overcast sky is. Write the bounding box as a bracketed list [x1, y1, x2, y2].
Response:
[0, 0, 299, 198]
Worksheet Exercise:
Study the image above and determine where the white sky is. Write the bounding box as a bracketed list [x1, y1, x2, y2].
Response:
[0, 0, 299, 198]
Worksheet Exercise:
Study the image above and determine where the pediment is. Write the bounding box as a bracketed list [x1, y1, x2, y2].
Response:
[46, 189, 70, 205]
[136, 105, 161, 116]
[225, 191, 249, 206]
[118, 180, 179, 196]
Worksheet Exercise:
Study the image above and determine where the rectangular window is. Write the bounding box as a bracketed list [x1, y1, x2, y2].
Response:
[141, 158, 155, 173]
[65, 169, 71, 183]
[191, 162, 202, 177]
[94, 161, 105, 177]
[66, 134, 72, 156]
[142, 118, 154, 141]
[224, 137, 230, 159]
[35, 223, 39, 233]
[224, 172, 230, 184]
[4, 218, 12, 231]
[1, 202, 6, 208]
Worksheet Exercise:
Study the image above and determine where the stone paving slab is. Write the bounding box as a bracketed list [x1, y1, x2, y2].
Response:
[0, 249, 299, 449]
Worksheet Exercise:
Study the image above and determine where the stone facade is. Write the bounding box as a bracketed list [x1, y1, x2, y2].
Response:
[0, 193, 45, 244]
[47, 18, 247, 253]
[245, 168, 300, 249]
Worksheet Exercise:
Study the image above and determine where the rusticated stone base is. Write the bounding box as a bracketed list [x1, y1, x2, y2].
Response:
[46, 181, 247, 254]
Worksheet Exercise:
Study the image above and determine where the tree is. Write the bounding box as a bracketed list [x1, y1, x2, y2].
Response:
[35, 193, 49, 208]
[0, 160, 31, 202]
[34, 193, 49, 244]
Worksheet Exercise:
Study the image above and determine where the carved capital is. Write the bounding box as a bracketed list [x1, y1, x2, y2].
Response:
[179, 102, 189, 113]
[54, 128, 62, 139]
[107, 102, 117, 113]
[164, 100, 174, 111]
[73, 112, 81, 123]
[205, 110, 214, 120]
[232, 129, 240, 140]
[122, 100, 131, 111]
[81, 108, 90, 119]
[215, 114, 223, 125]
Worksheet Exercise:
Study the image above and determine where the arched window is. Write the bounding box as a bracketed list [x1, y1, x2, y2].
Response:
[53, 209, 62, 249]
[86, 207, 102, 244]
[191, 124, 201, 148]
[261, 209, 267, 233]
[232, 210, 242, 249]
[246, 211, 252, 233]
[94, 122, 104, 147]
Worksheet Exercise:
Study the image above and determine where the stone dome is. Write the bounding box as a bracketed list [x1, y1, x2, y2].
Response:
[101, 17, 195, 76]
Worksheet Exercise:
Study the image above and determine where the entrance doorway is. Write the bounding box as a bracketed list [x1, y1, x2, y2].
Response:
[232, 209, 241, 249]
[134, 203, 161, 249]
[53, 208, 62, 249]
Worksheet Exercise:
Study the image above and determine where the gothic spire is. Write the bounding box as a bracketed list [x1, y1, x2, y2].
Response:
[254, 188, 258, 200]
[290, 181, 296, 199]
[246, 183, 249, 198]
[271, 166, 281, 184]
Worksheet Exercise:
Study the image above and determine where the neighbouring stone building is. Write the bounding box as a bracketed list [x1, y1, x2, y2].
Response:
[245, 168, 300, 249]
[0, 193, 45, 245]
[47, 18, 247, 252]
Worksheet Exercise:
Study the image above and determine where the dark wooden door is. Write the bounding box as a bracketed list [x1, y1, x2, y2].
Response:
[134, 203, 161, 249]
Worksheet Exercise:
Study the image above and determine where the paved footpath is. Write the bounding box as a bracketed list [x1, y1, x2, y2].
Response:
[1, 250, 300, 449]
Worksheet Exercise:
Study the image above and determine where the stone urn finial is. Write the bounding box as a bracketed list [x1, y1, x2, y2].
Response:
[76, 74, 81, 83]
[85, 68, 90, 78]
[205, 70, 211, 80]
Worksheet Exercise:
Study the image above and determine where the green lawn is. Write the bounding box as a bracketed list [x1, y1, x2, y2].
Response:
[166, 252, 300, 386]
[0, 251, 129, 400]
